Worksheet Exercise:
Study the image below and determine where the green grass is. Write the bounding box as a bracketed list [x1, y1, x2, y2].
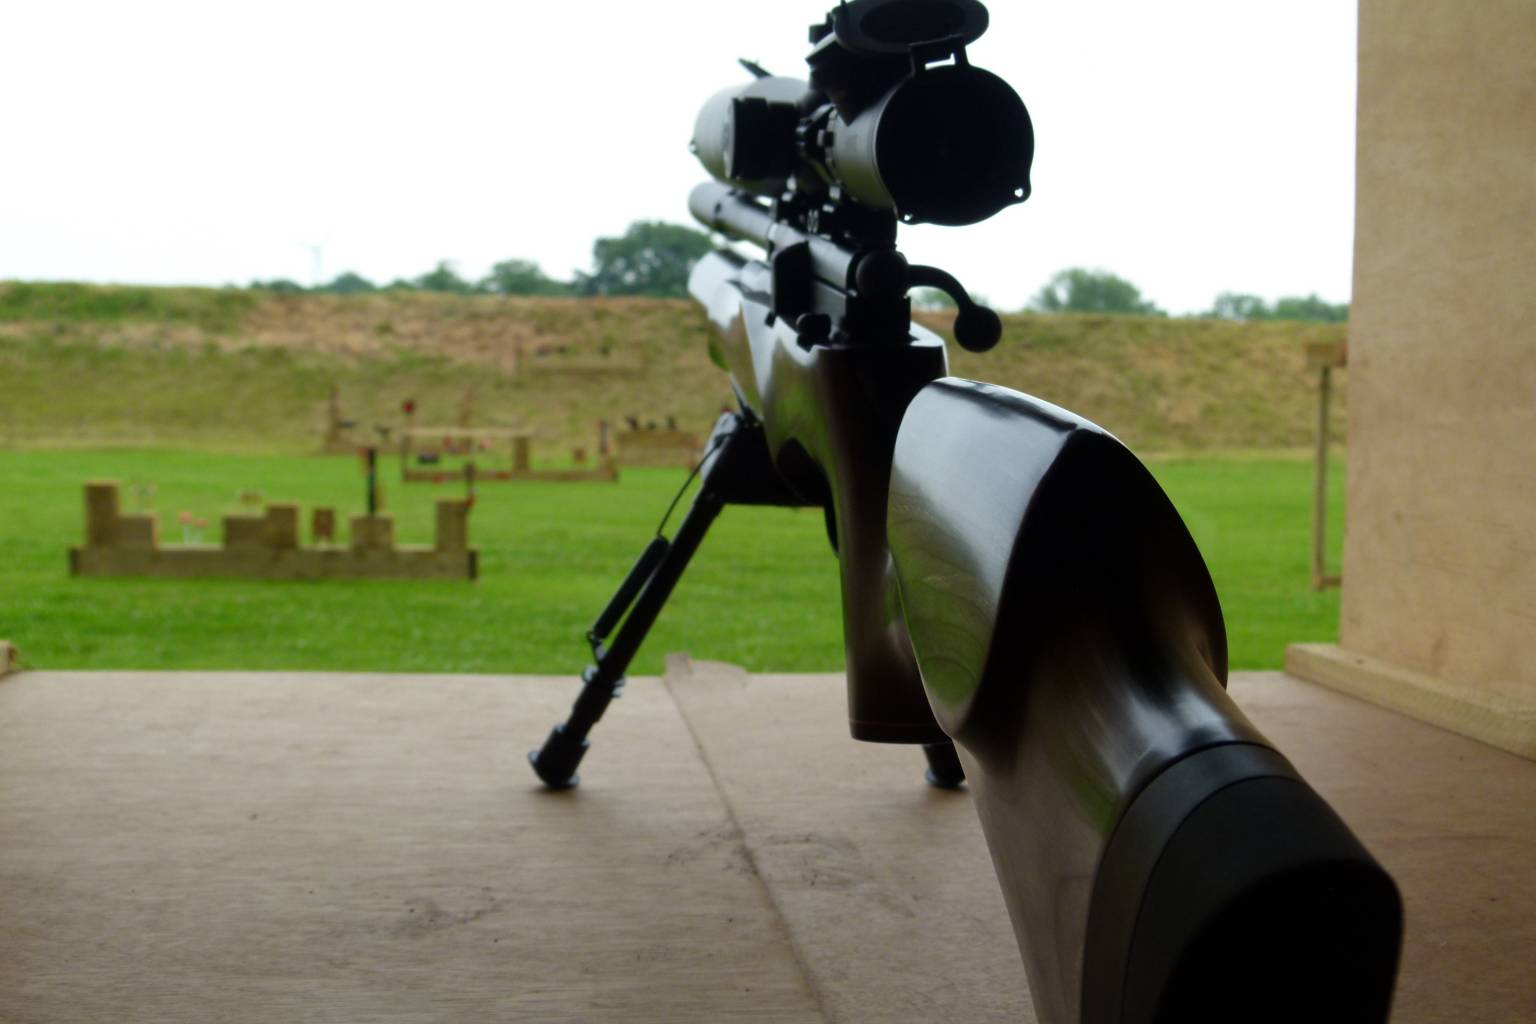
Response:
[0, 449, 1343, 675]
[1150, 454, 1345, 668]
[0, 281, 258, 333]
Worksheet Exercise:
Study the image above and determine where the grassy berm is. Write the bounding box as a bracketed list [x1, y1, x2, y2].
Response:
[0, 282, 1345, 453]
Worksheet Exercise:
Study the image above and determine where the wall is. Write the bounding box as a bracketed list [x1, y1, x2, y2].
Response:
[1290, 0, 1536, 756]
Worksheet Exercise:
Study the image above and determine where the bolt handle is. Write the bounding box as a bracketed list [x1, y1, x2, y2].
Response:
[907, 263, 1002, 352]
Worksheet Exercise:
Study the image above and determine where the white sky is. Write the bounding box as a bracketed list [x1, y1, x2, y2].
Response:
[0, 1, 1357, 315]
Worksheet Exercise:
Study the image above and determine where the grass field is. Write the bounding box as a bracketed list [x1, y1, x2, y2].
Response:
[0, 448, 1344, 676]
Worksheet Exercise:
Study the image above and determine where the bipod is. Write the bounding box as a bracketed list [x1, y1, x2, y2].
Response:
[529, 411, 789, 788]
[528, 409, 967, 790]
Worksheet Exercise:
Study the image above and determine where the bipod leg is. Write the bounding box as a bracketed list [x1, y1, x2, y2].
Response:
[529, 419, 749, 788]
[922, 740, 966, 789]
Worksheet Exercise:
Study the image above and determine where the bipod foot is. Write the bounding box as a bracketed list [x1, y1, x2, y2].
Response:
[922, 741, 966, 789]
[529, 726, 588, 789]
[529, 666, 625, 789]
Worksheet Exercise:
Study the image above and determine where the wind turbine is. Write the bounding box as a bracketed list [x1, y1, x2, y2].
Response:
[297, 237, 330, 288]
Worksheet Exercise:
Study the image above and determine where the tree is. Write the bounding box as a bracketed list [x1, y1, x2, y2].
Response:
[413, 260, 474, 294]
[318, 271, 376, 295]
[478, 259, 572, 296]
[1271, 294, 1348, 322]
[578, 221, 713, 298]
[911, 286, 957, 311]
[1204, 291, 1349, 322]
[249, 278, 305, 294]
[1207, 292, 1269, 321]
[1030, 268, 1164, 316]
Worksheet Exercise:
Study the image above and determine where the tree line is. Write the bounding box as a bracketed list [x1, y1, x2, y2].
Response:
[251, 222, 1347, 322]
[1028, 268, 1347, 322]
[250, 221, 712, 299]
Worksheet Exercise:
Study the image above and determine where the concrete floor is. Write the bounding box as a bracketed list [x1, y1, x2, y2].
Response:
[0, 659, 1531, 1022]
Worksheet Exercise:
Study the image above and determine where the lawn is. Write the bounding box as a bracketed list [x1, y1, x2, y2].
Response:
[0, 448, 1344, 675]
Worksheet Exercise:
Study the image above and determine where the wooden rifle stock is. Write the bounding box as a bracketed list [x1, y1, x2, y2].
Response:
[890, 379, 1402, 1023]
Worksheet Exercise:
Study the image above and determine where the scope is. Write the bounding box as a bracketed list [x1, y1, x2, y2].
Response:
[690, 0, 1033, 227]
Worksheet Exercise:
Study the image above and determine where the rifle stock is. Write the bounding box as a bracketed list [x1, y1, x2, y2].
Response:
[889, 378, 1402, 1022]
[690, 248, 950, 742]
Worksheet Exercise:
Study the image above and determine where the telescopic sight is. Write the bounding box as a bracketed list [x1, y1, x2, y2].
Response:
[691, 0, 1032, 228]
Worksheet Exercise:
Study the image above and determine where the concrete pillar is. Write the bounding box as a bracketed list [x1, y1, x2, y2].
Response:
[1287, 0, 1536, 759]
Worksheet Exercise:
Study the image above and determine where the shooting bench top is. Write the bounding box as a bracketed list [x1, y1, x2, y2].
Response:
[0, 661, 1528, 1022]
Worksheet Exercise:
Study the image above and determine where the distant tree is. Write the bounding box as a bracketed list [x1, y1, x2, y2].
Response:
[1207, 292, 1270, 321]
[478, 259, 572, 296]
[1030, 268, 1164, 316]
[1204, 291, 1348, 322]
[413, 261, 474, 294]
[318, 271, 376, 295]
[911, 286, 957, 311]
[249, 278, 305, 294]
[578, 221, 713, 298]
[1271, 294, 1348, 322]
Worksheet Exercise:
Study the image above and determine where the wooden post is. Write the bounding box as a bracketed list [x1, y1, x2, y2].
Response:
[350, 515, 394, 551]
[1312, 364, 1333, 590]
[312, 507, 337, 544]
[435, 500, 470, 553]
[223, 515, 267, 549]
[84, 482, 120, 547]
[114, 515, 159, 549]
[1306, 341, 1346, 591]
[266, 505, 300, 551]
[513, 436, 531, 472]
[325, 384, 341, 450]
[366, 448, 379, 515]
[0, 640, 17, 679]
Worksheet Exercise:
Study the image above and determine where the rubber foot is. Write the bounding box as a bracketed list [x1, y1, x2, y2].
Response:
[922, 741, 966, 789]
[529, 725, 588, 789]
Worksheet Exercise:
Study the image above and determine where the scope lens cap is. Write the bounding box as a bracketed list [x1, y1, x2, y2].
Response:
[831, 0, 989, 55]
[875, 65, 1033, 226]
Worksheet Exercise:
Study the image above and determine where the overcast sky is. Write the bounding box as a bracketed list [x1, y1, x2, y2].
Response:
[0, 1, 1357, 315]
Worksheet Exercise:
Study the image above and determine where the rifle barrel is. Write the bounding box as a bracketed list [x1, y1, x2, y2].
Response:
[689, 182, 774, 250]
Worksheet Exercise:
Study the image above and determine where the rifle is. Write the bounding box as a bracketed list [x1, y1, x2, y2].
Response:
[531, 2, 1403, 1020]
